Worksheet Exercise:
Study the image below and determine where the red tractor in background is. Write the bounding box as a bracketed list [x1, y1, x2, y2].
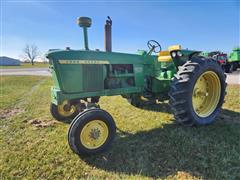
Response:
[202, 51, 227, 71]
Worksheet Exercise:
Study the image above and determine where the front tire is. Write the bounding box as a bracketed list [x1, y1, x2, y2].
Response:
[169, 57, 227, 126]
[50, 100, 79, 121]
[68, 108, 116, 155]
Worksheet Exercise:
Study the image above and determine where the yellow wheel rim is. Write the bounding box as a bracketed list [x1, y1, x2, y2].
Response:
[80, 120, 109, 149]
[192, 71, 221, 117]
[57, 100, 76, 117]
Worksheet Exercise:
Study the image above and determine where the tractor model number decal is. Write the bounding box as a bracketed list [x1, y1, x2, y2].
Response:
[58, 60, 110, 64]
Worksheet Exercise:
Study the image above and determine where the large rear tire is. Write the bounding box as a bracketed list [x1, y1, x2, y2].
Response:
[169, 56, 227, 126]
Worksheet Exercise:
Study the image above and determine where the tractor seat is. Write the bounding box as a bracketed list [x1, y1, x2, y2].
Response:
[158, 51, 172, 62]
[158, 45, 182, 62]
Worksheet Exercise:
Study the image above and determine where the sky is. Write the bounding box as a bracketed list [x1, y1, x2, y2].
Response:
[1, 0, 239, 60]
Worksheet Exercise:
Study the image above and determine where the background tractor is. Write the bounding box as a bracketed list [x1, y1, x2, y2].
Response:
[225, 47, 240, 73]
[201, 51, 227, 71]
[46, 17, 226, 156]
[202, 48, 240, 73]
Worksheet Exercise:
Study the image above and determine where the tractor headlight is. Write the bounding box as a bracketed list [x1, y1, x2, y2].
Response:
[177, 51, 183, 57]
[171, 51, 177, 58]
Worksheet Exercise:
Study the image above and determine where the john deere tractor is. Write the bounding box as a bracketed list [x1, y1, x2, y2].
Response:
[46, 17, 226, 156]
[225, 47, 240, 73]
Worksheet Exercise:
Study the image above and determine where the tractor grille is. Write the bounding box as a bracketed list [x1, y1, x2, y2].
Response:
[82, 65, 104, 92]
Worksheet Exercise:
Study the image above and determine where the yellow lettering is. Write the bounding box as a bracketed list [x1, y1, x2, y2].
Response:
[59, 60, 110, 64]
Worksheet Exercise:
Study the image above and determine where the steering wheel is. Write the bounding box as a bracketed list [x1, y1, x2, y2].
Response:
[147, 40, 162, 53]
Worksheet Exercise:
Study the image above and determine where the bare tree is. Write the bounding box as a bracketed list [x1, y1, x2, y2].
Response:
[23, 44, 40, 65]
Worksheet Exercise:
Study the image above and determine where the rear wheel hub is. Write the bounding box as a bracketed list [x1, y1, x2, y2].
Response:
[192, 71, 221, 117]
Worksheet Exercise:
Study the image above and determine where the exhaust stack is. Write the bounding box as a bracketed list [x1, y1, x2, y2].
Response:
[77, 17, 92, 50]
[105, 16, 112, 52]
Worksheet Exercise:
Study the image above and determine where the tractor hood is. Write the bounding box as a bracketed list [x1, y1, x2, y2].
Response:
[46, 49, 149, 65]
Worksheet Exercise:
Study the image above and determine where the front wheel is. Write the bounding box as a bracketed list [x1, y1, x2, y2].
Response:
[169, 57, 227, 126]
[68, 108, 116, 155]
[50, 100, 79, 121]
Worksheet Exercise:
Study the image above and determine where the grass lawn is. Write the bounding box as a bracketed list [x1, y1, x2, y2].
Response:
[0, 76, 240, 179]
[0, 62, 49, 69]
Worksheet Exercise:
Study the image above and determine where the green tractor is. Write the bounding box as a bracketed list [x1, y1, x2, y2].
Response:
[225, 47, 240, 73]
[46, 17, 227, 156]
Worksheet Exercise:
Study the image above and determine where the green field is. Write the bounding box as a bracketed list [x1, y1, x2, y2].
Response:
[0, 76, 240, 179]
[0, 62, 49, 69]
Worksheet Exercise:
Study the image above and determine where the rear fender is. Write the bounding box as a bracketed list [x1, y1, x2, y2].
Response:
[171, 50, 202, 67]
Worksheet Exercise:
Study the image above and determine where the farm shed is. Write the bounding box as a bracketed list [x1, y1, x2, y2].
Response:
[0, 56, 21, 66]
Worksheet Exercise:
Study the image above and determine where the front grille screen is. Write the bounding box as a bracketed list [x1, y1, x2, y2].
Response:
[82, 65, 104, 92]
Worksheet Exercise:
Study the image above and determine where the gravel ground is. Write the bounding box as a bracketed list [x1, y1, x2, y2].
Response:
[226, 69, 240, 85]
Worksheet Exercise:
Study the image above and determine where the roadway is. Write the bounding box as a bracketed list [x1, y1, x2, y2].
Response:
[0, 68, 51, 76]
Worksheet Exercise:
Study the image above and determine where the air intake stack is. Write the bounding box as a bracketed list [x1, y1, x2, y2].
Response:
[77, 17, 92, 50]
